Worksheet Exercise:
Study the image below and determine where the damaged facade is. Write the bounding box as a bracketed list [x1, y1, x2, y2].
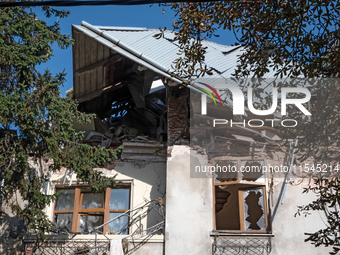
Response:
[0, 21, 331, 255]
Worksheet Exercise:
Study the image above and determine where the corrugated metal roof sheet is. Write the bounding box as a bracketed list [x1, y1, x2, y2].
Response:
[75, 21, 300, 83]
[74, 21, 307, 110]
[73, 24, 183, 84]
[78, 22, 251, 79]
[91, 25, 283, 79]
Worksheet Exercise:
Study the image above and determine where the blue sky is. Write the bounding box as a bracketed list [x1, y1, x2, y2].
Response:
[35, 4, 237, 96]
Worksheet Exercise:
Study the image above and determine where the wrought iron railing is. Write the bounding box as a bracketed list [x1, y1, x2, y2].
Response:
[25, 198, 165, 255]
[213, 235, 271, 255]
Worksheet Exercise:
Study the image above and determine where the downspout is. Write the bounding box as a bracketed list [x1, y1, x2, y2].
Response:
[281, 139, 298, 204]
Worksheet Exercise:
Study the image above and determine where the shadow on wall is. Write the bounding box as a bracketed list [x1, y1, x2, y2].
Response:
[0, 211, 26, 254]
[113, 162, 166, 230]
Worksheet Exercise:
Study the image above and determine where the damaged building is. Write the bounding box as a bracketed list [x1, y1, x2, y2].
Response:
[0, 21, 332, 255]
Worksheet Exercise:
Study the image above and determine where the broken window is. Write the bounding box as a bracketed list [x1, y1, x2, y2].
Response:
[214, 160, 265, 183]
[214, 161, 238, 183]
[213, 159, 269, 232]
[240, 187, 267, 231]
[53, 186, 130, 234]
[241, 160, 265, 182]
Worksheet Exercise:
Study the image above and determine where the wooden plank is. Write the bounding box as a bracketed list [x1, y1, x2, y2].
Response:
[75, 57, 110, 75]
[90, 39, 97, 65]
[78, 33, 85, 97]
[90, 39, 97, 92]
[103, 45, 110, 60]
[97, 41, 104, 62]
[127, 186, 131, 234]
[90, 69, 96, 93]
[213, 179, 216, 230]
[76, 82, 122, 103]
[78, 33, 86, 98]
[74, 54, 122, 90]
[72, 29, 79, 98]
[103, 46, 110, 88]
[109, 64, 114, 85]
[79, 75, 85, 99]
[78, 33, 85, 69]
[108, 209, 129, 213]
[97, 42, 104, 90]
[54, 210, 74, 214]
[72, 187, 81, 233]
[238, 189, 245, 231]
[84, 37, 91, 95]
[103, 188, 111, 234]
[78, 208, 105, 213]
[73, 71, 79, 99]
[263, 186, 269, 231]
[97, 67, 103, 91]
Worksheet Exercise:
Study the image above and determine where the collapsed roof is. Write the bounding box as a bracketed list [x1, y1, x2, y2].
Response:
[72, 21, 286, 113]
[71, 21, 292, 150]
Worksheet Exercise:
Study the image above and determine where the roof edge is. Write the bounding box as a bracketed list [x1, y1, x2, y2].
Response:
[94, 25, 147, 31]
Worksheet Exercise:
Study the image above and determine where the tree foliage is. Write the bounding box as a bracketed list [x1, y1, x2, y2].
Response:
[0, 4, 119, 239]
[296, 178, 340, 255]
[167, 1, 340, 79]
[165, 1, 340, 254]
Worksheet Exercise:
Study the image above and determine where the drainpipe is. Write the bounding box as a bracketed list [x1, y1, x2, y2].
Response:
[281, 139, 298, 204]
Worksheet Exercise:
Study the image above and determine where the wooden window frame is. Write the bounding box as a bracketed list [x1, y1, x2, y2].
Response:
[238, 186, 269, 232]
[212, 158, 270, 233]
[53, 186, 130, 234]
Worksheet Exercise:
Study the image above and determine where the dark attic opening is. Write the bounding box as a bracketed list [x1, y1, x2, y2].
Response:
[72, 46, 168, 149]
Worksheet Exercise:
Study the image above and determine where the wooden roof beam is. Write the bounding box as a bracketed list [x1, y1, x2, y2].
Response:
[76, 82, 124, 103]
[75, 55, 123, 76]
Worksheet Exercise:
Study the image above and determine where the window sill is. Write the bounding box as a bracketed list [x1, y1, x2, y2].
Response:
[211, 230, 274, 237]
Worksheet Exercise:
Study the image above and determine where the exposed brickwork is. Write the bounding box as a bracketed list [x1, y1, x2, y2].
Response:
[167, 94, 188, 146]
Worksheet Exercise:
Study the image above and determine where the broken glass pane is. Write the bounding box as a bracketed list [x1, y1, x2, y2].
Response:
[243, 189, 266, 230]
[108, 213, 129, 235]
[110, 189, 130, 210]
[241, 160, 264, 182]
[214, 161, 238, 182]
[215, 186, 231, 213]
[55, 190, 75, 211]
[54, 213, 73, 232]
[81, 192, 104, 209]
[215, 185, 240, 230]
[79, 213, 104, 233]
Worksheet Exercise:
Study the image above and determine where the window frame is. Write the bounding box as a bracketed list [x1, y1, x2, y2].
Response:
[53, 185, 131, 234]
[212, 157, 270, 233]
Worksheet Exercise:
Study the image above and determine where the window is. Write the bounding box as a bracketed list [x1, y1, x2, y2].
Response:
[213, 159, 269, 232]
[53, 186, 130, 234]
